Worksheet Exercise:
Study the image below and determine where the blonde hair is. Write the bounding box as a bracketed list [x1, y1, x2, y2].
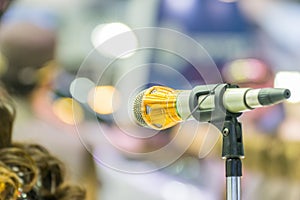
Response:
[0, 87, 86, 200]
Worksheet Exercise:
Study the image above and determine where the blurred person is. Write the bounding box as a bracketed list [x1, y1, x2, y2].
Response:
[0, 3, 99, 199]
[0, 85, 86, 200]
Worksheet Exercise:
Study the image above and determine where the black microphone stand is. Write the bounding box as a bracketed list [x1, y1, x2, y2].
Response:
[190, 84, 244, 200]
[221, 115, 243, 200]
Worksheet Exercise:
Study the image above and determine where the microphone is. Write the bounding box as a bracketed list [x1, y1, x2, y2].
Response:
[132, 84, 290, 130]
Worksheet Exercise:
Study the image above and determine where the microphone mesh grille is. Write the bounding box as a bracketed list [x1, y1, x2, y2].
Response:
[133, 91, 147, 127]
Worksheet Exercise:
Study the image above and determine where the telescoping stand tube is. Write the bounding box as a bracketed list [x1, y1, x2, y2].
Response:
[189, 84, 244, 200]
[222, 116, 243, 200]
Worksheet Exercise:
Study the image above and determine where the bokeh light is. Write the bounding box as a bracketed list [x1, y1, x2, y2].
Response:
[222, 58, 270, 84]
[274, 71, 300, 103]
[87, 85, 121, 115]
[90, 22, 138, 59]
[52, 97, 84, 125]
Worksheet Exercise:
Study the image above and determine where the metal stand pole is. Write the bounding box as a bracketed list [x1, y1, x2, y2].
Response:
[226, 176, 241, 200]
[226, 158, 242, 200]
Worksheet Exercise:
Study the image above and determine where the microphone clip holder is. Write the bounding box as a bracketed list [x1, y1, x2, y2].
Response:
[189, 83, 244, 200]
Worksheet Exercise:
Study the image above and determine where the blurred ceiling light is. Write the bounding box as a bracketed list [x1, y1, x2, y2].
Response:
[52, 97, 84, 125]
[91, 22, 138, 59]
[87, 85, 121, 115]
[69, 77, 95, 103]
[165, 0, 195, 14]
[274, 71, 300, 103]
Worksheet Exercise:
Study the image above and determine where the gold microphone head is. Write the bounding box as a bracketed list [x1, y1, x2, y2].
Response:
[133, 86, 182, 130]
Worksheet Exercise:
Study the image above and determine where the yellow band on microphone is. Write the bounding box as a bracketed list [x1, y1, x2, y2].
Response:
[140, 86, 182, 130]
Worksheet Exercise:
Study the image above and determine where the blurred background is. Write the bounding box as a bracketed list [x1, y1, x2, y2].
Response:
[1, 0, 300, 199]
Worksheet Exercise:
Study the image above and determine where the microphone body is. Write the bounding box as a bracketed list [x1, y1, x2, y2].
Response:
[133, 84, 290, 130]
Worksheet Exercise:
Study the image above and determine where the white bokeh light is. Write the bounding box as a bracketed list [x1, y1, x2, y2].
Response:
[91, 22, 138, 59]
[274, 71, 300, 103]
